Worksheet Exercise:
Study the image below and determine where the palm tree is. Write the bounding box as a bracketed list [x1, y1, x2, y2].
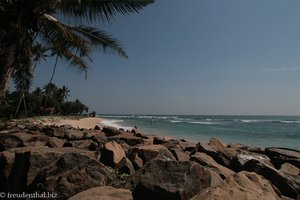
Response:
[57, 85, 70, 102]
[0, 0, 154, 102]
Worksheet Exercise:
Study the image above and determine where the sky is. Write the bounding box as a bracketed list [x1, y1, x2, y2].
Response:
[32, 0, 300, 115]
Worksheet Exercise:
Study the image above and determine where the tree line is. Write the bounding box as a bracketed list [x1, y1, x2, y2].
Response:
[0, 83, 88, 118]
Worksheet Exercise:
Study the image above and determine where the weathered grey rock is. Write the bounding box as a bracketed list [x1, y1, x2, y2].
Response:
[126, 157, 222, 200]
[68, 186, 133, 200]
[190, 171, 283, 200]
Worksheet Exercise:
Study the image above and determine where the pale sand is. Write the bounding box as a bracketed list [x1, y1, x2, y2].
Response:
[39, 117, 101, 129]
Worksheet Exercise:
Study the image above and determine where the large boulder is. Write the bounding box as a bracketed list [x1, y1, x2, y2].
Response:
[126, 156, 222, 200]
[119, 132, 144, 146]
[280, 163, 299, 176]
[129, 145, 176, 164]
[265, 147, 300, 169]
[68, 186, 133, 200]
[243, 159, 300, 199]
[0, 146, 115, 199]
[0, 133, 25, 151]
[100, 141, 126, 167]
[190, 152, 234, 179]
[102, 127, 122, 137]
[190, 171, 283, 200]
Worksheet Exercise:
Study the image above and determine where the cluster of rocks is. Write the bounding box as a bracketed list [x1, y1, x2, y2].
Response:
[0, 120, 299, 200]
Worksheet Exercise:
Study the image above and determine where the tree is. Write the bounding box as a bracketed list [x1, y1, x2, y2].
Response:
[0, 0, 154, 102]
[57, 85, 70, 102]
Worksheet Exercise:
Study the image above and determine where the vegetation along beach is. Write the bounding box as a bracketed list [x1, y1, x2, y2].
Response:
[0, 0, 300, 200]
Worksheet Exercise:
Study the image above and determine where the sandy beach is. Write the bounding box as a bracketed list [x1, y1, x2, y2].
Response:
[27, 116, 102, 129]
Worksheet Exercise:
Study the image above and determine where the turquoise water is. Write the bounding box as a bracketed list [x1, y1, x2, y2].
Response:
[98, 115, 300, 150]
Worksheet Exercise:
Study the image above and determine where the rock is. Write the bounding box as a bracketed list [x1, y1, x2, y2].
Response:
[119, 132, 144, 146]
[46, 137, 66, 148]
[68, 186, 133, 200]
[100, 141, 126, 167]
[63, 129, 85, 140]
[131, 145, 176, 163]
[71, 140, 94, 150]
[265, 147, 300, 169]
[280, 163, 300, 176]
[102, 127, 122, 137]
[116, 157, 135, 175]
[178, 141, 196, 152]
[94, 125, 101, 130]
[190, 152, 234, 179]
[0, 134, 25, 151]
[129, 153, 144, 170]
[207, 137, 227, 149]
[169, 147, 190, 161]
[190, 171, 283, 200]
[0, 146, 115, 199]
[230, 153, 270, 172]
[153, 136, 167, 144]
[126, 157, 222, 200]
[243, 159, 300, 199]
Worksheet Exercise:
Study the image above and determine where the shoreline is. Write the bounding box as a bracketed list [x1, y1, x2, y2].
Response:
[0, 116, 299, 199]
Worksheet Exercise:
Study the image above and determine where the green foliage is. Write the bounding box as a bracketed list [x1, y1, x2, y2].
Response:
[0, 83, 88, 118]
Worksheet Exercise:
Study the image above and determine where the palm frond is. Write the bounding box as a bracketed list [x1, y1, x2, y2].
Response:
[39, 16, 91, 59]
[72, 25, 128, 58]
[57, 0, 154, 22]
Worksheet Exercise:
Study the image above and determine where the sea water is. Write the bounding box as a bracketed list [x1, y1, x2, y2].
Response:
[98, 115, 300, 150]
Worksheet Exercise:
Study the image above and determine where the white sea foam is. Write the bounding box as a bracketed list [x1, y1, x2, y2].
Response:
[188, 121, 218, 125]
[280, 120, 300, 124]
[100, 119, 133, 131]
[170, 120, 183, 123]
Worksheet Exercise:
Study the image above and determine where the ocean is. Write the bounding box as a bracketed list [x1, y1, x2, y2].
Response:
[98, 115, 300, 150]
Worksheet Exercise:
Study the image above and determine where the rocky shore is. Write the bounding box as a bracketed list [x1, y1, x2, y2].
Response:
[0, 119, 299, 200]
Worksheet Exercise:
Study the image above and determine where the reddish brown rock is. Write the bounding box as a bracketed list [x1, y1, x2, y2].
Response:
[132, 144, 176, 163]
[119, 132, 144, 146]
[190, 152, 234, 179]
[0, 146, 115, 199]
[100, 141, 126, 167]
[190, 171, 283, 200]
[126, 157, 222, 200]
[265, 147, 300, 169]
[46, 137, 66, 148]
[102, 126, 122, 137]
[280, 163, 300, 176]
[117, 157, 135, 175]
[207, 137, 227, 149]
[68, 186, 133, 200]
[243, 159, 300, 199]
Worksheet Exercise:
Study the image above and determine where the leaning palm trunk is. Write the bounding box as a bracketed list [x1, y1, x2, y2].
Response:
[0, 44, 17, 102]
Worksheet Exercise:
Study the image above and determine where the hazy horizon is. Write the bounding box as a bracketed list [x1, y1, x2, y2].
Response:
[31, 0, 300, 116]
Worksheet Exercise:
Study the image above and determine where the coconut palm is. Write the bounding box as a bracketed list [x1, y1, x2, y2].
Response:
[57, 85, 70, 102]
[0, 0, 154, 102]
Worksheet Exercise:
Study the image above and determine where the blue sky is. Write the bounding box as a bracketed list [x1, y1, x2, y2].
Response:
[32, 0, 300, 115]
